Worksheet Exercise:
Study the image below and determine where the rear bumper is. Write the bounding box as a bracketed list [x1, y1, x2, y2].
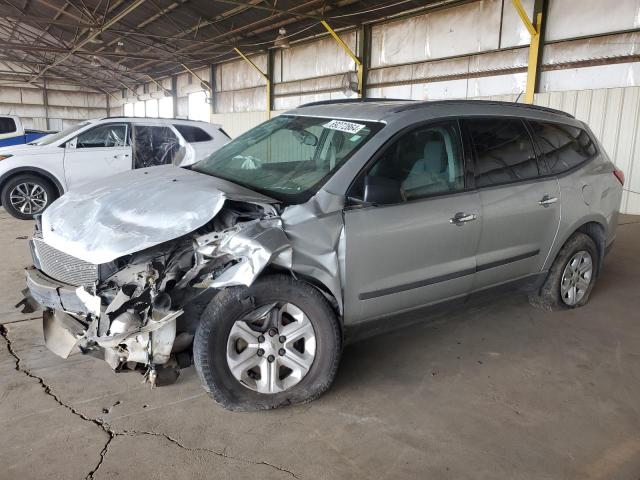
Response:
[23, 267, 100, 316]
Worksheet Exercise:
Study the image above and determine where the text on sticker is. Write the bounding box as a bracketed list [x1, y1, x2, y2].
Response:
[323, 120, 365, 134]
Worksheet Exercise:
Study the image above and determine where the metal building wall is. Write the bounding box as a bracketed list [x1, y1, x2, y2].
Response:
[0, 81, 108, 130]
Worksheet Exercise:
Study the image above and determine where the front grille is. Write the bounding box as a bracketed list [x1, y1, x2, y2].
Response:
[31, 238, 98, 289]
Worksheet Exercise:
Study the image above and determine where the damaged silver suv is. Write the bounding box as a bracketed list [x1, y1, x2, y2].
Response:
[21, 100, 624, 410]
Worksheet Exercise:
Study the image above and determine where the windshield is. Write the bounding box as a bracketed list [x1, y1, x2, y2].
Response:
[192, 115, 383, 203]
[32, 121, 90, 145]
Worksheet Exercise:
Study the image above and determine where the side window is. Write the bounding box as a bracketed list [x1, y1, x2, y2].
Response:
[0, 117, 17, 134]
[528, 121, 597, 174]
[173, 125, 212, 143]
[466, 118, 538, 187]
[75, 124, 127, 148]
[133, 125, 185, 168]
[353, 120, 465, 203]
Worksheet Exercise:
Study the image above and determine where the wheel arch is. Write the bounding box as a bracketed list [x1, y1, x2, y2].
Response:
[547, 216, 608, 275]
[261, 266, 344, 327]
[0, 167, 65, 201]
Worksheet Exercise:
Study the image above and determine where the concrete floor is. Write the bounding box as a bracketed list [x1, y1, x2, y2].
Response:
[1, 207, 639, 480]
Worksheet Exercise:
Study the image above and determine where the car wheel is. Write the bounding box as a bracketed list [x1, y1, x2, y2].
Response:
[1, 174, 56, 220]
[529, 232, 598, 311]
[193, 274, 342, 411]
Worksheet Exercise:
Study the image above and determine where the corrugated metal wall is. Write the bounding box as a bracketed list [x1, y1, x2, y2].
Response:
[536, 88, 640, 215]
[0, 82, 108, 129]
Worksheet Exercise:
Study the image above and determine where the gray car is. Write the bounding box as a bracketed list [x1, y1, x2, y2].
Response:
[20, 99, 624, 410]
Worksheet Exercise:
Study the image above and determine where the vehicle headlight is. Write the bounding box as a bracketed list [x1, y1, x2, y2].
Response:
[0, 154, 13, 161]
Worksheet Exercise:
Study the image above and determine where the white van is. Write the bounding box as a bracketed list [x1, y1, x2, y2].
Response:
[0, 117, 230, 219]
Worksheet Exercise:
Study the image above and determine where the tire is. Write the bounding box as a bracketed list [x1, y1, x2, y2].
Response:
[1, 174, 57, 220]
[193, 274, 342, 411]
[529, 232, 599, 311]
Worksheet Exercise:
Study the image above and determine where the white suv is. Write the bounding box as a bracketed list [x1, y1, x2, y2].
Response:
[0, 117, 230, 219]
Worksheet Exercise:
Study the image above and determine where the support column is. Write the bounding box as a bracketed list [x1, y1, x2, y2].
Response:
[171, 75, 178, 118]
[512, 0, 547, 103]
[321, 20, 363, 98]
[233, 47, 271, 118]
[42, 78, 50, 129]
[209, 64, 217, 117]
[358, 24, 371, 99]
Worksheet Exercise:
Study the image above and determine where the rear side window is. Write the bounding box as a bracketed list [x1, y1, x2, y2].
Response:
[466, 118, 538, 188]
[528, 121, 597, 174]
[173, 124, 212, 142]
[0, 117, 17, 134]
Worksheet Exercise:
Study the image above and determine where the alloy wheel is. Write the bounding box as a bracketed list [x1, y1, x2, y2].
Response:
[226, 302, 317, 394]
[560, 250, 593, 306]
[9, 182, 48, 215]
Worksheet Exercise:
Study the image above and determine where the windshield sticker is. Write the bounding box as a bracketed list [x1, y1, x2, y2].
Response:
[323, 120, 365, 134]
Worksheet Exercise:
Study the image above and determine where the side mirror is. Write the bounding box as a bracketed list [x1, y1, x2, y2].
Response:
[363, 175, 404, 205]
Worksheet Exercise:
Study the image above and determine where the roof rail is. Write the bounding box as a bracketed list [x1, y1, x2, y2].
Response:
[393, 99, 574, 118]
[298, 98, 414, 108]
[101, 116, 207, 122]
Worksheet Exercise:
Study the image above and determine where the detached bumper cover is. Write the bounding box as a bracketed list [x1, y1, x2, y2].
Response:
[23, 267, 100, 316]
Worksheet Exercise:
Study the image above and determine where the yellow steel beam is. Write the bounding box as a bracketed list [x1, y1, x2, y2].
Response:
[181, 63, 212, 93]
[105, 90, 120, 102]
[512, 0, 542, 104]
[321, 20, 363, 97]
[511, 0, 537, 36]
[144, 74, 173, 97]
[233, 47, 271, 118]
[119, 81, 138, 98]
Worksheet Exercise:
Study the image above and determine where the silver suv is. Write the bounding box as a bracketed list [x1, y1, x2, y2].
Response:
[20, 100, 624, 411]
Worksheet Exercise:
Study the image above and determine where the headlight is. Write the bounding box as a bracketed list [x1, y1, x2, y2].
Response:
[0, 154, 13, 161]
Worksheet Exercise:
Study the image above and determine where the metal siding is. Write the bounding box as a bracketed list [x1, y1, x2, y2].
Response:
[545, 0, 640, 42]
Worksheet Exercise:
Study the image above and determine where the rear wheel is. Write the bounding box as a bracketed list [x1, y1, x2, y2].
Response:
[1, 174, 56, 220]
[529, 232, 598, 311]
[193, 274, 341, 411]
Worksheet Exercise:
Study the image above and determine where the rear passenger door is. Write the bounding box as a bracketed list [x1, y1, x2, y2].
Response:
[463, 117, 561, 290]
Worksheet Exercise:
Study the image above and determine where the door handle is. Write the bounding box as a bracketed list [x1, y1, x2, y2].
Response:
[450, 212, 477, 226]
[538, 194, 558, 207]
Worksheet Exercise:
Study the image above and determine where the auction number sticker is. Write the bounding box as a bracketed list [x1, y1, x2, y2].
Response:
[323, 119, 365, 134]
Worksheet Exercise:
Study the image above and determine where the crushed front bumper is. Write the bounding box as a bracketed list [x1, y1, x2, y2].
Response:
[20, 267, 100, 358]
[22, 267, 100, 317]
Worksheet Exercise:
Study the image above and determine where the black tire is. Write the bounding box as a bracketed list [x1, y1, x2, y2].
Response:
[529, 232, 599, 311]
[1, 174, 57, 220]
[193, 274, 342, 411]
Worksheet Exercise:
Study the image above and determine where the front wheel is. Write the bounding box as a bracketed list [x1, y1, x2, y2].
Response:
[193, 274, 342, 411]
[1, 174, 56, 220]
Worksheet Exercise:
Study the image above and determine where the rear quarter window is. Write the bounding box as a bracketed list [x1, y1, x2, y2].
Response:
[528, 120, 597, 174]
[173, 124, 212, 143]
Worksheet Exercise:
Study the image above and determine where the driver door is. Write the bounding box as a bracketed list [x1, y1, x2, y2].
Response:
[343, 120, 481, 325]
[63, 123, 131, 189]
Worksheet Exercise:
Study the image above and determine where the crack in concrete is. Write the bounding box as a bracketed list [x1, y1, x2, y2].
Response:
[118, 429, 300, 479]
[0, 325, 300, 480]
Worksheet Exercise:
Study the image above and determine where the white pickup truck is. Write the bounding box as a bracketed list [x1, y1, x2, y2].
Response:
[0, 115, 53, 147]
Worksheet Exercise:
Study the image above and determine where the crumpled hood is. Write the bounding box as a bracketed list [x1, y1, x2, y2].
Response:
[41, 165, 273, 264]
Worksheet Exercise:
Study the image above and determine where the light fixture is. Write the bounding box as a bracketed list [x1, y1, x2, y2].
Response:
[274, 28, 290, 49]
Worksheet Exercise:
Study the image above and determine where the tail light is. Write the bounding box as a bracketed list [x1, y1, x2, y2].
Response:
[613, 168, 625, 185]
